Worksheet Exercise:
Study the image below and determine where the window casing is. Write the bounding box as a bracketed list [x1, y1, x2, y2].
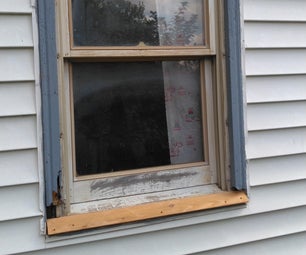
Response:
[40, 0, 247, 234]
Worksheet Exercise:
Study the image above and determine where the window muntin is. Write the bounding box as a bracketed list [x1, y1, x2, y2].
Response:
[71, 0, 205, 47]
[72, 60, 204, 176]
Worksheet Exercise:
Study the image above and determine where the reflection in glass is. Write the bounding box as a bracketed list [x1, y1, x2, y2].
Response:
[72, 61, 204, 175]
[72, 0, 204, 46]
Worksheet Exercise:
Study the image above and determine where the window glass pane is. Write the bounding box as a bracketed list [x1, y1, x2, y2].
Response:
[72, 61, 204, 176]
[72, 0, 205, 46]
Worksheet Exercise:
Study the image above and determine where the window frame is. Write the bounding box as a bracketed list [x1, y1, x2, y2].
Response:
[58, 0, 217, 215]
[38, 0, 247, 234]
[60, 0, 219, 216]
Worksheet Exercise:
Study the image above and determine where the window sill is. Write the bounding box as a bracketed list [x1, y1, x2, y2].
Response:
[47, 191, 248, 235]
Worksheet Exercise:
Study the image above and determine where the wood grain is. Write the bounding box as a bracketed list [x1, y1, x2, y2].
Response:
[47, 191, 248, 235]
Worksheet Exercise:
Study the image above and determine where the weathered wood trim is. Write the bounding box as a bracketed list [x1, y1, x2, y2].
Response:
[72, 166, 212, 203]
[223, 0, 246, 190]
[67, 48, 215, 59]
[47, 191, 248, 235]
[37, 0, 61, 207]
[70, 184, 222, 214]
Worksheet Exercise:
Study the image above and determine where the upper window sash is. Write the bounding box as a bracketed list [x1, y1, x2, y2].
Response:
[70, 0, 206, 47]
[57, 0, 216, 58]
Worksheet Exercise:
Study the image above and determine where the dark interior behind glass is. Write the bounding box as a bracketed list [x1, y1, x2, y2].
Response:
[72, 61, 204, 175]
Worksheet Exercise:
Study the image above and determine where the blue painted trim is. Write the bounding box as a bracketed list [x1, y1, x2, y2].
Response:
[224, 0, 247, 190]
[37, 0, 61, 206]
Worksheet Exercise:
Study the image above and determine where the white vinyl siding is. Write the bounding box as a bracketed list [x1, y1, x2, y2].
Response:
[244, 0, 306, 22]
[0, 116, 37, 151]
[0, 218, 44, 255]
[249, 154, 306, 186]
[0, 3, 43, 255]
[0, 0, 32, 14]
[245, 49, 306, 76]
[0, 149, 38, 187]
[0, 15, 33, 47]
[247, 101, 306, 131]
[18, 206, 306, 255]
[0, 49, 35, 81]
[0, 82, 36, 116]
[244, 0, 306, 253]
[195, 232, 306, 255]
[246, 75, 306, 103]
[247, 128, 306, 159]
[244, 22, 306, 48]
[244, 10, 306, 255]
[0, 184, 40, 221]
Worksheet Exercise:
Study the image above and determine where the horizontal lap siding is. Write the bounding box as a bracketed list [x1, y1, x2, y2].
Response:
[195, 232, 306, 255]
[19, 206, 306, 255]
[0, 15, 33, 47]
[0, 49, 35, 81]
[0, 82, 36, 116]
[3, 0, 306, 254]
[0, 7, 38, 182]
[0, 0, 31, 14]
[244, 0, 306, 21]
[0, 184, 41, 221]
[0, 217, 44, 255]
[245, 49, 306, 76]
[249, 154, 306, 186]
[243, 0, 306, 254]
[0, 2, 44, 255]
[0, 116, 37, 151]
[248, 180, 306, 211]
[244, 22, 306, 48]
[247, 101, 306, 131]
[244, 0, 306, 175]
[0, 149, 38, 186]
[246, 75, 306, 103]
[247, 128, 306, 159]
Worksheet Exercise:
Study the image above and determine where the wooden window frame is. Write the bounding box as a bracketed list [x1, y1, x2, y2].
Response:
[41, 0, 248, 235]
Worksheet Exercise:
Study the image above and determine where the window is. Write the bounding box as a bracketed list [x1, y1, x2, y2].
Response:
[38, 0, 247, 235]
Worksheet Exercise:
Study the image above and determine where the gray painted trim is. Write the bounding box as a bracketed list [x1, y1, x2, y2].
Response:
[37, 0, 61, 206]
[224, 0, 247, 190]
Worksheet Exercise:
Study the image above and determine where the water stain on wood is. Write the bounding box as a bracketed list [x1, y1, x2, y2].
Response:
[90, 170, 198, 193]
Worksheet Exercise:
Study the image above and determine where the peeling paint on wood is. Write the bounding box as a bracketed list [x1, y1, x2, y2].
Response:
[71, 184, 221, 214]
[90, 170, 198, 192]
[73, 166, 212, 203]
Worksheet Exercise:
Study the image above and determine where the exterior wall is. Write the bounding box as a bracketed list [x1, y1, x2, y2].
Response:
[0, 0, 306, 254]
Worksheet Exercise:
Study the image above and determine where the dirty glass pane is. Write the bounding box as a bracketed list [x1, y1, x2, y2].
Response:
[72, 60, 204, 175]
[72, 0, 205, 46]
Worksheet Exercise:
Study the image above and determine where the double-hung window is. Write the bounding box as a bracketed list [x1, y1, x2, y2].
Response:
[42, 0, 247, 235]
